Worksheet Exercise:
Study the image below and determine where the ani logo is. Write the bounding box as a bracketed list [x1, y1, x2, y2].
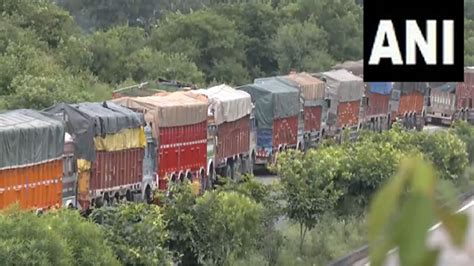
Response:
[363, 0, 464, 82]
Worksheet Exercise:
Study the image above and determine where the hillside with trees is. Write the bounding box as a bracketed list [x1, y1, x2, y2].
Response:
[1, 0, 473, 109]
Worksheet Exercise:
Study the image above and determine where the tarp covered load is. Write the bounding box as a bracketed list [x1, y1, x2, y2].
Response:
[393, 82, 430, 95]
[319, 69, 364, 126]
[429, 82, 457, 93]
[190, 84, 252, 125]
[283, 72, 326, 105]
[237, 78, 300, 129]
[368, 82, 393, 95]
[112, 91, 208, 128]
[44, 102, 145, 162]
[94, 128, 146, 152]
[321, 69, 365, 102]
[0, 109, 65, 169]
[332, 60, 363, 77]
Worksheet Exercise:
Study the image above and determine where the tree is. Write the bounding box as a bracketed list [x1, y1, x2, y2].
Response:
[0, 206, 119, 266]
[275, 149, 342, 253]
[89, 26, 146, 84]
[45, 210, 120, 266]
[126, 47, 205, 84]
[273, 21, 335, 73]
[215, 3, 281, 78]
[283, 0, 363, 61]
[465, 18, 474, 66]
[150, 9, 248, 83]
[1, 0, 78, 48]
[90, 203, 173, 266]
[193, 191, 264, 265]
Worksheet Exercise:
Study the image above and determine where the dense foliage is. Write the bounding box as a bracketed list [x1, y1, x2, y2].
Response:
[1, 1, 472, 109]
[0, 206, 118, 266]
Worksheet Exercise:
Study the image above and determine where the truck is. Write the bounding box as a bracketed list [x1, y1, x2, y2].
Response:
[317, 69, 365, 140]
[331, 60, 392, 133]
[425, 82, 458, 126]
[282, 72, 329, 149]
[45, 102, 149, 209]
[0, 109, 65, 210]
[191, 84, 254, 181]
[454, 67, 474, 123]
[237, 78, 300, 167]
[361, 82, 393, 132]
[389, 82, 430, 130]
[113, 91, 208, 191]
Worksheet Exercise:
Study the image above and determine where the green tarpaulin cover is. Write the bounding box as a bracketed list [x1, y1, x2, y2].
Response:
[0, 109, 65, 169]
[237, 78, 300, 129]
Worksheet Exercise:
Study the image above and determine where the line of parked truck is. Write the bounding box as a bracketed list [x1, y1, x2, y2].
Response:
[1, 60, 473, 211]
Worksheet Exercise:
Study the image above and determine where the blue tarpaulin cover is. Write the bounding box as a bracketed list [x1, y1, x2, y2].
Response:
[368, 82, 392, 95]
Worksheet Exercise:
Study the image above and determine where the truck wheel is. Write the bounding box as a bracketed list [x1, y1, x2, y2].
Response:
[224, 164, 232, 178]
[232, 157, 242, 181]
[248, 156, 254, 175]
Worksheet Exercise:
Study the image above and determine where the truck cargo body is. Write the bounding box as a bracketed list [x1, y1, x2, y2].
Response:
[238, 78, 300, 166]
[389, 82, 429, 130]
[191, 85, 253, 180]
[303, 106, 322, 132]
[112, 92, 209, 191]
[454, 69, 474, 122]
[425, 82, 457, 126]
[281, 72, 327, 148]
[319, 69, 365, 139]
[44, 102, 147, 208]
[0, 109, 65, 210]
[91, 148, 144, 195]
[215, 115, 250, 165]
[157, 121, 207, 189]
[337, 100, 361, 128]
[0, 160, 63, 210]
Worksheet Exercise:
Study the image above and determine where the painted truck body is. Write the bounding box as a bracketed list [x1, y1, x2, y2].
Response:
[282, 72, 328, 149]
[425, 82, 457, 126]
[238, 78, 300, 166]
[0, 109, 65, 210]
[112, 91, 208, 191]
[362, 82, 392, 131]
[454, 68, 474, 123]
[44, 102, 148, 209]
[191, 85, 253, 180]
[319, 69, 365, 139]
[389, 82, 429, 130]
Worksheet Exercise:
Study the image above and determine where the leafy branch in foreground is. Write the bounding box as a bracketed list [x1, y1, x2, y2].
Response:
[367, 155, 469, 266]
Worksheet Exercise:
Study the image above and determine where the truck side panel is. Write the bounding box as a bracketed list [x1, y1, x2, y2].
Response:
[90, 148, 144, 191]
[397, 91, 424, 116]
[456, 72, 474, 109]
[303, 106, 322, 132]
[216, 115, 250, 161]
[366, 92, 390, 117]
[273, 116, 298, 148]
[0, 160, 62, 209]
[158, 121, 207, 189]
[338, 100, 360, 127]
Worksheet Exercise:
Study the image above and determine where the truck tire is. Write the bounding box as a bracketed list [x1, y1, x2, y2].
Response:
[232, 158, 242, 181]
[224, 164, 232, 178]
